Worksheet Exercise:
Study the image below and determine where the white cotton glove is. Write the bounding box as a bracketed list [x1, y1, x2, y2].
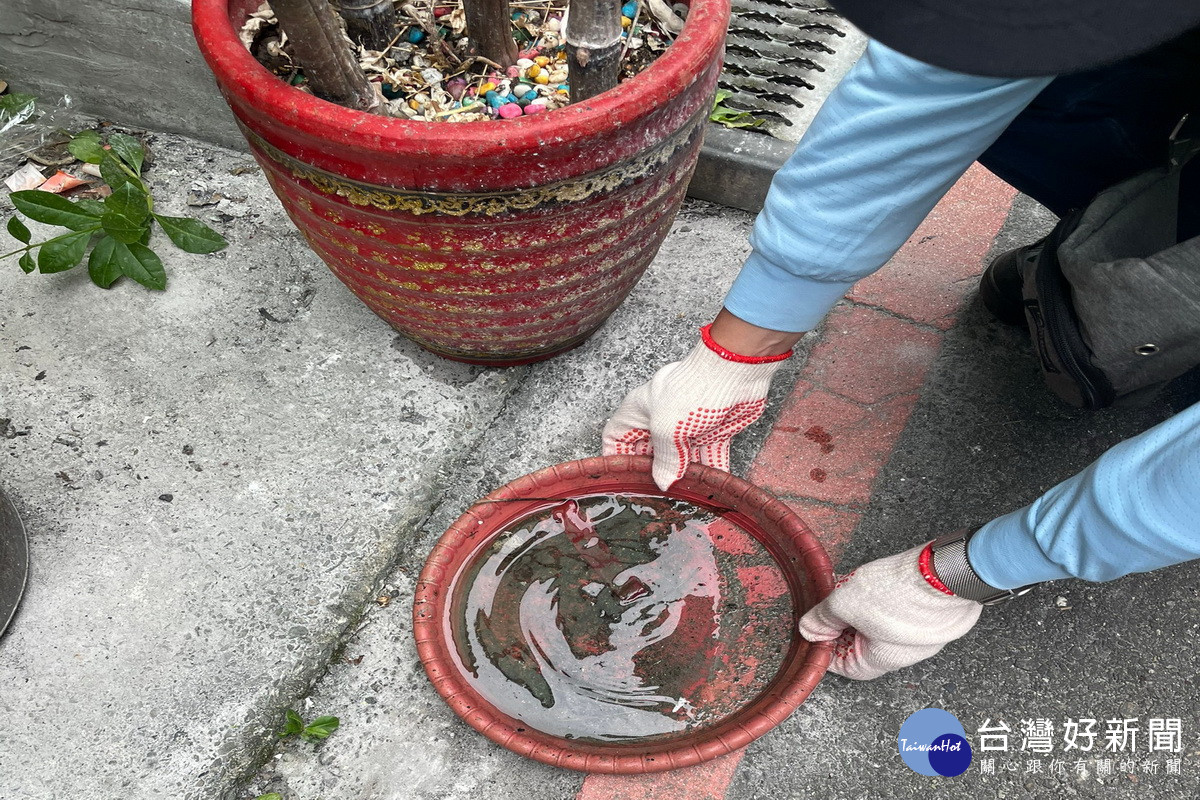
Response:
[602, 325, 791, 491]
[798, 543, 984, 680]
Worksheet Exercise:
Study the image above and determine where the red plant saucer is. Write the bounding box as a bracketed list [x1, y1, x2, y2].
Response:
[413, 455, 833, 774]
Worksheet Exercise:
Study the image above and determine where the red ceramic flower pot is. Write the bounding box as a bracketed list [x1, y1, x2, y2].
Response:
[192, 0, 730, 365]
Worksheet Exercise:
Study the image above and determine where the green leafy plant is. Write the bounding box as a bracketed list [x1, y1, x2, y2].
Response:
[280, 708, 341, 742]
[0, 92, 37, 129]
[709, 90, 766, 130]
[3, 129, 228, 290]
[254, 794, 284, 800]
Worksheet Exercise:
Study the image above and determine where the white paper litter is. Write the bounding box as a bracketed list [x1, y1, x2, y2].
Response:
[4, 163, 47, 192]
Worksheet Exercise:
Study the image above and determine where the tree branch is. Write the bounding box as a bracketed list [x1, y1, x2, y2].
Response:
[463, 0, 519, 69]
[332, 0, 400, 51]
[565, 0, 623, 102]
[271, 0, 381, 112]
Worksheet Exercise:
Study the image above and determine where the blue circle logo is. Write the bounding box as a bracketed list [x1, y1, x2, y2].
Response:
[898, 709, 972, 776]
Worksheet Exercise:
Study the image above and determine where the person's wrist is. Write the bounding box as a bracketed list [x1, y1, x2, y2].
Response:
[700, 324, 791, 364]
[927, 531, 1039, 605]
[917, 542, 958, 597]
[706, 308, 803, 360]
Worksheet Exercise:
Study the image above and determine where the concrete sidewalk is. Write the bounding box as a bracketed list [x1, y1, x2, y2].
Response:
[3, 131, 1199, 800]
[0, 121, 792, 798]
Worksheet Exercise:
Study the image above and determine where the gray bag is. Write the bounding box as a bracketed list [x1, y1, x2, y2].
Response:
[1022, 162, 1200, 408]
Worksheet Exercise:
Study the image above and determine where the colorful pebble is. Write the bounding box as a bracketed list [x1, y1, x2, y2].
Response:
[407, 28, 425, 43]
[524, 102, 546, 115]
[498, 103, 523, 119]
[622, 2, 638, 17]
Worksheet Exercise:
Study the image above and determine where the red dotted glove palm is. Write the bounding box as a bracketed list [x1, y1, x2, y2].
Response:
[602, 325, 790, 491]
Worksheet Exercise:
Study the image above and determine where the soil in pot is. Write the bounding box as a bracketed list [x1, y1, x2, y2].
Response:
[241, 0, 688, 122]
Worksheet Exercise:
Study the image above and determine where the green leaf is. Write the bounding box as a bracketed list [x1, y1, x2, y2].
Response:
[300, 715, 340, 741]
[255, 794, 284, 800]
[68, 130, 106, 164]
[0, 92, 37, 113]
[281, 709, 305, 738]
[38, 231, 90, 273]
[99, 153, 134, 192]
[710, 108, 765, 129]
[75, 199, 108, 217]
[18, 252, 36, 274]
[9, 191, 100, 231]
[6, 216, 31, 244]
[101, 212, 149, 244]
[101, 185, 151, 244]
[105, 182, 150, 225]
[154, 214, 228, 254]
[87, 236, 122, 288]
[709, 91, 766, 129]
[107, 133, 145, 175]
[112, 241, 166, 290]
[0, 93, 36, 125]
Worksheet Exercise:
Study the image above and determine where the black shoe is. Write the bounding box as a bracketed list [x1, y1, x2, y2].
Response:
[979, 240, 1044, 326]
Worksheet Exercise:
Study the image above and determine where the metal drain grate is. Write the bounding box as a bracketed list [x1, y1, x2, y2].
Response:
[719, 1, 866, 142]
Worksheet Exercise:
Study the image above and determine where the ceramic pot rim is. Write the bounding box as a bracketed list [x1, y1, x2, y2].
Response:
[192, 0, 731, 160]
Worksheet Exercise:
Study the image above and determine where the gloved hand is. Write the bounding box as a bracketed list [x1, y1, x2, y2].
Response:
[602, 324, 791, 491]
[799, 543, 983, 680]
